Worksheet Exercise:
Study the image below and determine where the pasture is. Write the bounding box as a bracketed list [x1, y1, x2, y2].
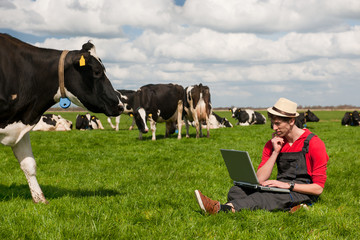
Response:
[0, 110, 359, 239]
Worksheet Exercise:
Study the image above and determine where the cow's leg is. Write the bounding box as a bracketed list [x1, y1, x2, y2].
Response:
[107, 117, 115, 129]
[191, 109, 200, 138]
[129, 117, 135, 130]
[177, 100, 183, 139]
[115, 115, 120, 131]
[206, 115, 210, 138]
[138, 131, 143, 140]
[185, 119, 190, 138]
[165, 122, 170, 138]
[12, 133, 48, 204]
[150, 120, 157, 141]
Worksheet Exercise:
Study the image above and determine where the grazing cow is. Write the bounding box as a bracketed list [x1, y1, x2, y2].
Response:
[183, 84, 212, 138]
[341, 111, 360, 126]
[107, 89, 136, 131]
[234, 109, 266, 126]
[32, 114, 72, 131]
[132, 84, 184, 140]
[76, 113, 104, 130]
[297, 110, 320, 127]
[0, 33, 123, 203]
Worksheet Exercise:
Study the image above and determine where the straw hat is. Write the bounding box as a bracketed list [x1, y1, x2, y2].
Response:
[267, 97, 299, 117]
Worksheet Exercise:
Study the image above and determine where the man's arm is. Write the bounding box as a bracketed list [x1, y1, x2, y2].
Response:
[260, 180, 324, 196]
[257, 135, 284, 184]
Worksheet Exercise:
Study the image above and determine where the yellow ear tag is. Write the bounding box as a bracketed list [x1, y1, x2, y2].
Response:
[79, 55, 86, 66]
[130, 114, 133, 117]
[148, 114, 152, 117]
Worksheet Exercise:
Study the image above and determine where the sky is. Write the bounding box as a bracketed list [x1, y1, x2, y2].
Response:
[1, 0, 360, 108]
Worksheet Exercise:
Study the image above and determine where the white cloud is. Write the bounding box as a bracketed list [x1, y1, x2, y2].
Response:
[1, 0, 360, 107]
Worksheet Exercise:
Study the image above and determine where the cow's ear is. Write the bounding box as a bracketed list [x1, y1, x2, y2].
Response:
[72, 52, 91, 68]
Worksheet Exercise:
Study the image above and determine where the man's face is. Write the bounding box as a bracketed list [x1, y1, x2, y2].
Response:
[271, 118, 292, 137]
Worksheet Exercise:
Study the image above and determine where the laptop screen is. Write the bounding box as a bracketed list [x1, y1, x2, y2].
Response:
[220, 149, 260, 185]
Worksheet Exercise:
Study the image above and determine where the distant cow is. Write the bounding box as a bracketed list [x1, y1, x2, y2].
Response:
[341, 111, 360, 126]
[183, 84, 212, 138]
[0, 34, 123, 203]
[132, 84, 184, 140]
[234, 109, 266, 126]
[297, 110, 320, 127]
[76, 113, 104, 130]
[107, 89, 136, 131]
[32, 114, 72, 131]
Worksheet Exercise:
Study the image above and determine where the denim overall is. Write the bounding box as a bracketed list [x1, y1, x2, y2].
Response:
[227, 133, 318, 211]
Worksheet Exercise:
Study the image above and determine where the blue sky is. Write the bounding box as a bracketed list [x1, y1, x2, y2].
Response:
[1, 0, 360, 108]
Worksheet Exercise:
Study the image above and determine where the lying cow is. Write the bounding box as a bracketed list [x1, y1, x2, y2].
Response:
[341, 111, 360, 126]
[107, 89, 136, 131]
[192, 112, 233, 129]
[233, 109, 266, 126]
[132, 84, 184, 140]
[183, 84, 212, 138]
[32, 114, 72, 131]
[0, 33, 123, 203]
[297, 109, 320, 127]
[76, 113, 104, 130]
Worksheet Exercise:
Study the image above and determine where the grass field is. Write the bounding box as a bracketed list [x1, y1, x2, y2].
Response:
[0, 110, 359, 239]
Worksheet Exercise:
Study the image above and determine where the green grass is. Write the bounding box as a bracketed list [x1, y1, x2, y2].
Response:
[0, 110, 359, 239]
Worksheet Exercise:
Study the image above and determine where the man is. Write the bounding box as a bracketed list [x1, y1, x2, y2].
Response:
[195, 98, 329, 214]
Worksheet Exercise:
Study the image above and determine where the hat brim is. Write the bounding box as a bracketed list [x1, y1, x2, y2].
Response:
[267, 107, 299, 118]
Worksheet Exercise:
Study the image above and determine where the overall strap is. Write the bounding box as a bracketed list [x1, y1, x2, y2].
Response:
[302, 133, 315, 153]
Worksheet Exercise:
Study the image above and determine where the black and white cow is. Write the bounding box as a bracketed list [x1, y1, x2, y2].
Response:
[233, 109, 266, 126]
[32, 114, 72, 131]
[341, 111, 360, 126]
[132, 84, 184, 140]
[107, 89, 136, 131]
[196, 112, 233, 129]
[183, 84, 212, 138]
[0, 33, 123, 203]
[76, 113, 104, 130]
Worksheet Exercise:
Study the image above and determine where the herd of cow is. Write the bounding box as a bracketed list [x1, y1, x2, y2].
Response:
[1, 33, 359, 204]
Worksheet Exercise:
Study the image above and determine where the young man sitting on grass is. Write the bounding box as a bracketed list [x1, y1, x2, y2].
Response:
[195, 97, 329, 214]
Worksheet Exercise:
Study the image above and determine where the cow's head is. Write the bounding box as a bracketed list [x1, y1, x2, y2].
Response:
[133, 107, 149, 133]
[131, 90, 150, 134]
[305, 110, 319, 122]
[221, 118, 233, 128]
[352, 111, 360, 126]
[229, 107, 238, 118]
[63, 42, 123, 116]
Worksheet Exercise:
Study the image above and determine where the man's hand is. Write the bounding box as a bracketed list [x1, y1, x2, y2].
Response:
[271, 133, 284, 153]
[261, 180, 290, 189]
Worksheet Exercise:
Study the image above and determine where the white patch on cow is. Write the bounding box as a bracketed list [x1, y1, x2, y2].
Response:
[239, 109, 255, 126]
[89, 46, 101, 63]
[231, 107, 237, 118]
[0, 122, 34, 146]
[138, 108, 149, 132]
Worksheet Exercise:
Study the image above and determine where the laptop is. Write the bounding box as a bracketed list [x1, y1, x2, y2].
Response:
[220, 149, 290, 193]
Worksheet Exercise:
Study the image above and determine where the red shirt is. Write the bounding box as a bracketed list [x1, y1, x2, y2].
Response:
[259, 129, 329, 188]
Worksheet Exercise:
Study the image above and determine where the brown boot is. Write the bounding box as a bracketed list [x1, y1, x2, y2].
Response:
[194, 190, 220, 214]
